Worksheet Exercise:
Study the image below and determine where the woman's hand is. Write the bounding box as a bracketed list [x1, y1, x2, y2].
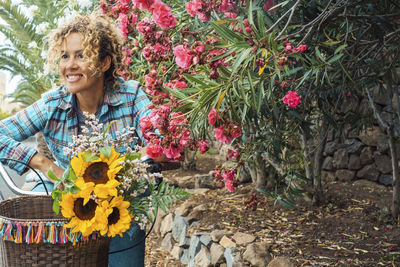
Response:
[29, 153, 65, 183]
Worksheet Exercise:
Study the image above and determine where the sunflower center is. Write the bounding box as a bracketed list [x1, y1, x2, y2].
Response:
[108, 207, 120, 225]
[83, 162, 109, 184]
[73, 198, 97, 220]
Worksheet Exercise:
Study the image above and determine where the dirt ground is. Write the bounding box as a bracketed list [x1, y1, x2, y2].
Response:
[145, 155, 400, 266]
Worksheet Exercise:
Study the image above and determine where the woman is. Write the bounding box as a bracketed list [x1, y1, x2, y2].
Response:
[0, 12, 152, 267]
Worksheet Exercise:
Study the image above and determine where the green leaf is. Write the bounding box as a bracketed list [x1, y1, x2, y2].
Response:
[47, 168, 60, 182]
[81, 152, 99, 162]
[52, 199, 60, 214]
[231, 48, 251, 78]
[69, 185, 81, 194]
[334, 44, 347, 54]
[103, 120, 116, 137]
[328, 54, 343, 64]
[99, 146, 111, 159]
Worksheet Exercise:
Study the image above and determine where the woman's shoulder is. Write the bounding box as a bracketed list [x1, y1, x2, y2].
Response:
[118, 78, 143, 94]
[41, 85, 69, 102]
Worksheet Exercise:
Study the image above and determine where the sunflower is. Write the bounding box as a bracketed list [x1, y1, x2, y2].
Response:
[99, 196, 132, 238]
[60, 192, 107, 237]
[71, 147, 125, 198]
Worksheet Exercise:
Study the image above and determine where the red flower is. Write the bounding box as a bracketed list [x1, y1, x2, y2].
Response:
[225, 181, 235, 192]
[198, 141, 210, 154]
[227, 149, 239, 159]
[152, 1, 177, 29]
[208, 108, 218, 125]
[139, 116, 153, 132]
[283, 91, 301, 108]
[214, 126, 231, 144]
[230, 123, 242, 138]
[132, 0, 155, 11]
[264, 0, 277, 12]
[185, 0, 202, 17]
[173, 45, 193, 69]
[146, 142, 164, 158]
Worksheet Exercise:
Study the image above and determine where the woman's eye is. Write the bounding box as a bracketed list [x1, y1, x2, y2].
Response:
[61, 54, 68, 59]
[78, 53, 84, 59]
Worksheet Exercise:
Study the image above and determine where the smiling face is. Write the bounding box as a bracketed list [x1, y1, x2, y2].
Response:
[59, 32, 107, 96]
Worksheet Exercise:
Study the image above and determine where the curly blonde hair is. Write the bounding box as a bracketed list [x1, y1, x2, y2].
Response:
[46, 12, 124, 90]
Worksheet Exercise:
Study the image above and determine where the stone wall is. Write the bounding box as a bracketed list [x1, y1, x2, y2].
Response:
[322, 90, 398, 186]
[153, 195, 294, 267]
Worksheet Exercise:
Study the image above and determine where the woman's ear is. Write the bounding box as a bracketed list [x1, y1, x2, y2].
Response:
[101, 56, 111, 73]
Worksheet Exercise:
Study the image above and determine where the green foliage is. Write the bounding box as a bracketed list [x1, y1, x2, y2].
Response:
[151, 181, 191, 213]
[0, 0, 96, 106]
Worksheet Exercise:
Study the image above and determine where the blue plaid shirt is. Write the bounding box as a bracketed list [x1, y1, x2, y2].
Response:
[0, 78, 151, 176]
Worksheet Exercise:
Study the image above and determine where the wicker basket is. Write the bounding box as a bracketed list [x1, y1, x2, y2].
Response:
[0, 195, 110, 267]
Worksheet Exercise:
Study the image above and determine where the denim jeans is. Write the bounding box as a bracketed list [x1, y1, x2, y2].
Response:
[32, 182, 145, 267]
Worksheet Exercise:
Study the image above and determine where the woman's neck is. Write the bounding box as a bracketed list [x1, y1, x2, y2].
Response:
[76, 90, 104, 114]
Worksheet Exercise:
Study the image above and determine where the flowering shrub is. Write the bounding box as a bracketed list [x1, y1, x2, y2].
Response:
[98, 0, 311, 194]
[51, 113, 189, 238]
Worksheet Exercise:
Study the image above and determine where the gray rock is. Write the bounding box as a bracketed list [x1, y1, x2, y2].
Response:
[322, 171, 336, 182]
[187, 209, 202, 224]
[153, 208, 167, 237]
[267, 256, 295, 267]
[211, 230, 231, 242]
[238, 167, 252, 183]
[199, 234, 211, 246]
[356, 164, 380, 181]
[345, 139, 364, 153]
[210, 243, 225, 265]
[232, 232, 256, 245]
[324, 141, 338, 155]
[359, 127, 381, 146]
[322, 156, 333, 171]
[177, 175, 195, 188]
[172, 215, 189, 245]
[375, 154, 392, 174]
[220, 235, 236, 248]
[224, 247, 239, 267]
[373, 85, 387, 105]
[160, 213, 173, 237]
[181, 249, 190, 264]
[171, 245, 183, 260]
[243, 242, 271, 267]
[360, 146, 374, 165]
[194, 246, 212, 267]
[358, 98, 373, 116]
[161, 232, 174, 252]
[377, 133, 390, 153]
[188, 235, 202, 261]
[335, 169, 355, 182]
[379, 174, 393, 186]
[194, 173, 219, 189]
[193, 204, 207, 212]
[175, 200, 195, 216]
[340, 95, 359, 114]
[333, 148, 349, 169]
[348, 154, 361, 170]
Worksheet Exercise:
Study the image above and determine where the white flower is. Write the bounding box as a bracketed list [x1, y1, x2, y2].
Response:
[28, 41, 37, 49]
[26, 5, 39, 14]
[36, 22, 49, 35]
[78, 0, 93, 9]
[11, 0, 22, 6]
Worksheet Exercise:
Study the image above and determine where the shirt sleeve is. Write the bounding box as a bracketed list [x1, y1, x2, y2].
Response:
[0, 98, 48, 174]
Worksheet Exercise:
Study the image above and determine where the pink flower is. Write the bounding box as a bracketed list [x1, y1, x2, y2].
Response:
[198, 141, 210, 154]
[297, 44, 307, 52]
[152, 1, 177, 29]
[222, 169, 235, 182]
[227, 149, 239, 159]
[139, 116, 153, 132]
[193, 43, 205, 54]
[136, 17, 152, 34]
[163, 144, 182, 160]
[225, 181, 235, 192]
[208, 108, 218, 125]
[283, 91, 301, 108]
[264, 0, 277, 12]
[224, 12, 237, 19]
[185, 0, 202, 17]
[165, 79, 187, 89]
[146, 143, 164, 158]
[132, 0, 155, 11]
[230, 124, 242, 138]
[284, 44, 293, 52]
[117, 13, 129, 38]
[173, 45, 193, 69]
[219, 0, 235, 12]
[214, 126, 231, 144]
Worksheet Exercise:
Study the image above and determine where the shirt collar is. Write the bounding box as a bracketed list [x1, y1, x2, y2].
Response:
[58, 84, 123, 112]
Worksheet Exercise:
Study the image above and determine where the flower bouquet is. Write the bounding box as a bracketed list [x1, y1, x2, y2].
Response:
[50, 113, 189, 239]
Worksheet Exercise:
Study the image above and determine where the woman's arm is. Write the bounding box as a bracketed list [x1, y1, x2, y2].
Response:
[29, 153, 65, 182]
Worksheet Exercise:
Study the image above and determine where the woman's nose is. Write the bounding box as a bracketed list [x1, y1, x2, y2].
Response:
[66, 56, 79, 69]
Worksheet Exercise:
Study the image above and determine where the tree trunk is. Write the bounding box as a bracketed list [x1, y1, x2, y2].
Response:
[182, 147, 196, 170]
[312, 116, 329, 205]
[300, 133, 312, 180]
[254, 153, 267, 188]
